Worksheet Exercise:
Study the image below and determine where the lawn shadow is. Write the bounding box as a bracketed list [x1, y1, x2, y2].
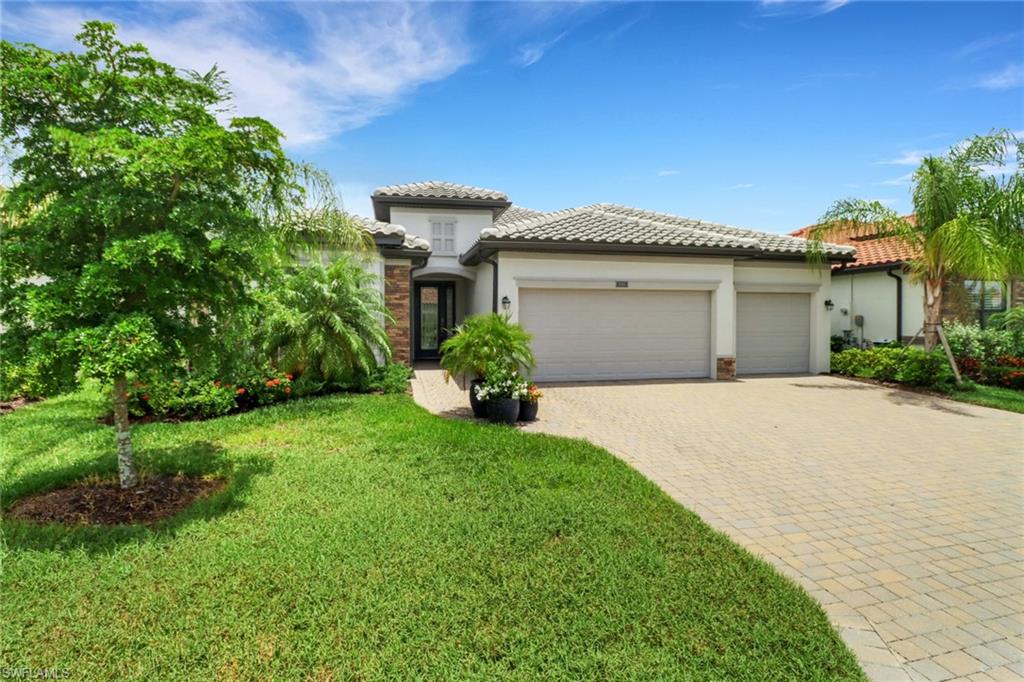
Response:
[2, 440, 273, 554]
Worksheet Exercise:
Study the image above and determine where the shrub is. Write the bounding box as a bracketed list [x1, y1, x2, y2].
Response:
[830, 335, 847, 353]
[830, 347, 951, 388]
[944, 321, 1024, 365]
[120, 368, 296, 420]
[359, 363, 411, 394]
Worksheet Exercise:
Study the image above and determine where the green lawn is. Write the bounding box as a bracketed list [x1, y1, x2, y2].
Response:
[1, 388, 864, 680]
[943, 383, 1024, 414]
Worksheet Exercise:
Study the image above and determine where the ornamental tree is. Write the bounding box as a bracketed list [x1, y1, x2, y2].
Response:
[0, 22, 351, 487]
[807, 131, 1023, 351]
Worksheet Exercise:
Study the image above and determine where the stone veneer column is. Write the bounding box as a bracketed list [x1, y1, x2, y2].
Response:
[716, 356, 736, 380]
[384, 260, 411, 365]
[1012, 279, 1024, 308]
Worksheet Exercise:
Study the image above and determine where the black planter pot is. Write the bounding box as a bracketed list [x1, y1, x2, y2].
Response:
[486, 397, 520, 425]
[469, 379, 488, 418]
[518, 399, 539, 422]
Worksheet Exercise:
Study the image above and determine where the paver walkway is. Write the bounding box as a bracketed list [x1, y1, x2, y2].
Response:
[413, 368, 1024, 682]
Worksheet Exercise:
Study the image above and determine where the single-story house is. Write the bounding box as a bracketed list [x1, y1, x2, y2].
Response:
[361, 181, 855, 382]
[789, 223, 1024, 345]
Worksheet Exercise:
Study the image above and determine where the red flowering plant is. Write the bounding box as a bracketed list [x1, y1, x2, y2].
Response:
[232, 368, 296, 407]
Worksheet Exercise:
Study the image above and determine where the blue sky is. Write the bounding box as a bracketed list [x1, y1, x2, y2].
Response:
[3, 1, 1022, 233]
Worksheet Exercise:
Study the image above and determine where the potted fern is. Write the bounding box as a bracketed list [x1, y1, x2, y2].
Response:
[439, 314, 535, 417]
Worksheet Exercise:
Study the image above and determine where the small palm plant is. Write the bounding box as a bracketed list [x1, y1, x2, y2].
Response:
[262, 256, 391, 384]
[807, 130, 1023, 351]
[439, 313, 535, 383]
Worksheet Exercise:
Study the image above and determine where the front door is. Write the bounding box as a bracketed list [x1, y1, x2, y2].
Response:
[414, 282, 455, 360]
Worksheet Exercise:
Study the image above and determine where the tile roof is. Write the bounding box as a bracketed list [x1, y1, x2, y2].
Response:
[372, 181, 508, 202]
[495, 205, 545, 225]
[790, 222, 916, 269]
[350, 215, 429, 251]
[480, 203, 855, 257]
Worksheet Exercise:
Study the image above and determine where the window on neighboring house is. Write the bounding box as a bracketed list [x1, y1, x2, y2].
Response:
[964, 280, 1006, 327]
[430, 218, 456, 255]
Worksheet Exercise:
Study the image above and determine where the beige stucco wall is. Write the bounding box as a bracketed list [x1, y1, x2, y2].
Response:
[830, 269, 925, 343]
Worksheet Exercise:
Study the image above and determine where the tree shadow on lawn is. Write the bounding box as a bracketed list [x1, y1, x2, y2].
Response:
[2, 440, 273, 554]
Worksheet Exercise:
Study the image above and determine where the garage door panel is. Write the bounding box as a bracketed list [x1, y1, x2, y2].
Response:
[519, 288, 710, 382]
[736, 293, 810, 375]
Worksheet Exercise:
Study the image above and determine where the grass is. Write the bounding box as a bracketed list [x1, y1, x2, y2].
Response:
[1, 387, 865, 680]
[942, 383, 1024, 413]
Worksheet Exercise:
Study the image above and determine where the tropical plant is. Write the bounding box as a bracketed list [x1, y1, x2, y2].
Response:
[987, 306, 1024, 333]
[807, 131, 1024, 351]
[439, 313, 535, 383]
[261, 256, 391, 385]
[0, 22, 361, 488]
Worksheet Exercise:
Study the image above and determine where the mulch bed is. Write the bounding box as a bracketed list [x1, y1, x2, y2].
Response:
[0, 397, 39, 416]
[6, 475, 226, 526]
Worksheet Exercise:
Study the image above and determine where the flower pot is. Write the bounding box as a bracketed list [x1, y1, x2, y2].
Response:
[469, 378, 488, 418]
[486, 397, 520, 425]
[518, 399, 538, 422]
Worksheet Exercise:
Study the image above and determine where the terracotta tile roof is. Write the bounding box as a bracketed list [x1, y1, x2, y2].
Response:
[790, 221, 917, 270]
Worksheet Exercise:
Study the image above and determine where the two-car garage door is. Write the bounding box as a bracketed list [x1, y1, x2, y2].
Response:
[519, 289, 711, 382]
[518, 288, 811, 382]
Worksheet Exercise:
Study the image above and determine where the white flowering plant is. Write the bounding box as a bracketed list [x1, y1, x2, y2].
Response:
[474, 362, 528, 401]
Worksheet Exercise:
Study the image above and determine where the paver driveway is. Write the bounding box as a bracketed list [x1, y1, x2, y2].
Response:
[413, 369, 1024, 682]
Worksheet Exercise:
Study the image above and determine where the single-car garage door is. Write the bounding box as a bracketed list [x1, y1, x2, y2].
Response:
[736, 292, 810, 374]
[519, 288, 711, 382]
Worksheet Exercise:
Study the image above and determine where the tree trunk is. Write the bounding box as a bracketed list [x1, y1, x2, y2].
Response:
[923, 278, 943, 352]
[112, 375, 139, 489]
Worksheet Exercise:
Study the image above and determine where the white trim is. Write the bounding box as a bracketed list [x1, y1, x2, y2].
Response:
[734, 282, 821, 293]
[515, 277, 721, 291]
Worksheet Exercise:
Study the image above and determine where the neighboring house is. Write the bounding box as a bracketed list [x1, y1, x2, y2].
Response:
[789, 223, 1024, 345]
[360, 181, 855, 382]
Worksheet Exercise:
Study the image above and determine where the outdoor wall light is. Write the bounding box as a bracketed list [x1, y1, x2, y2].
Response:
[824, 299, 835, 311]
[501, 295, 511, 311]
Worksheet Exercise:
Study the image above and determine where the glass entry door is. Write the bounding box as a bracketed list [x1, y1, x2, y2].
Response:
[414, 282, 455, 360]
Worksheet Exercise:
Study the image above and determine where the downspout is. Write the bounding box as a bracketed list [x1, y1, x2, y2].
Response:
[886, 267, 903, 343]
[481, 254, 498, 314]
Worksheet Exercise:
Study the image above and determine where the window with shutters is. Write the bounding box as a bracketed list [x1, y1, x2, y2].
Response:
[429, 218, 457, 255]
[963, 280, 1006, 327]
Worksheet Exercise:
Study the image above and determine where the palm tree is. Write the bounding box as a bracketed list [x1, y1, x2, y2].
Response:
[262, 256, 392, 383]
[807, 131, 1023, 350]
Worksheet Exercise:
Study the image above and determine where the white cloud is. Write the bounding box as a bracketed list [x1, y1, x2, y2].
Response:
[876, 150, 930, 166]
[956, 32, 1021, 59]
[728, 183, 754, 190]
[657, 170, 681, 177]
[2, 2, 472, 147]
[758, 0, 850, 17]
[880, 172, 914, 186]
[516, 32, 567, 67]
[975, 63, 1024, 91]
